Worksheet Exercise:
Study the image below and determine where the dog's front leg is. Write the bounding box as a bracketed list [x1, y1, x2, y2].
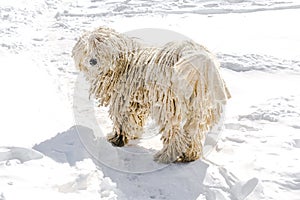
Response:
[107, 94, 131, 147]
[107, 122, 129, 147]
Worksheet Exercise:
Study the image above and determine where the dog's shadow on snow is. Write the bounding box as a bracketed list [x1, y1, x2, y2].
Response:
[34, 125, 209, 199]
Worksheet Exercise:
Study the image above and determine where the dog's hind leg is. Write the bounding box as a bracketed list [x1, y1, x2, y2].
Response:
[179, 116, 204, 162]
[154, 122, 190, 163]
[154, 115, 204, 163]
[153, 96, 192, 163]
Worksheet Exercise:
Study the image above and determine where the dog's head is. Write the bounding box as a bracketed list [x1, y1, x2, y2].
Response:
[72, 26, 124, 80]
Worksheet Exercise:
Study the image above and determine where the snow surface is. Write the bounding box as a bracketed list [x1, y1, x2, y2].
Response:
[1, 0, 300, 199]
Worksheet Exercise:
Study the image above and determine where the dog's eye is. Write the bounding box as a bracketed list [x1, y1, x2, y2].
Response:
[89, 58, 97, 66]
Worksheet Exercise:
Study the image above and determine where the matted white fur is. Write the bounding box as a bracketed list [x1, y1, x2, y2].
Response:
[72, 27, 231, 163]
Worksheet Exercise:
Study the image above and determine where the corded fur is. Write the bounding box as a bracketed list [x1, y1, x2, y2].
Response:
[72, 27, 231, 163]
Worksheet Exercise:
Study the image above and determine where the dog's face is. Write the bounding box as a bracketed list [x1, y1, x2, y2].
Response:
[72, 27, 120, 81]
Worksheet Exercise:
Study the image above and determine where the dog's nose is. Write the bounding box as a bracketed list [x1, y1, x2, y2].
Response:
[89, 58, 97, 66]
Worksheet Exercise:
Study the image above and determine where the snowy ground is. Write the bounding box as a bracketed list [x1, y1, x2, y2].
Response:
[1, 0, 300, 199]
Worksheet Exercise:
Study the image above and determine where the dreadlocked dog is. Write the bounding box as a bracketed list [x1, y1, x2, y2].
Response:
[72, 27, 231, 163]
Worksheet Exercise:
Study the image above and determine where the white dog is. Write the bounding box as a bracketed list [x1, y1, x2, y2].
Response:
[72, 27, 231, 163]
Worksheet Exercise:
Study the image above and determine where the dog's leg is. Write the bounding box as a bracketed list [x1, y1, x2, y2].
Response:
[107, 121, 129, 147]
[127, 101, 150, 139]
[152, 92, 193, 163]
[154, 124, 186, 163]
[180, 116, 204, 162]
[107, 99, 131, 147]
[107, 100, 149, 146]
[154, 114, 196, 164]
[154, 114, 204, 163]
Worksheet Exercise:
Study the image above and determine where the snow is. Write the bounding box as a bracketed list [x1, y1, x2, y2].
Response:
[0, 152, 120, 200]
[0, 53, 73, 147]
[1, 0, 300, 199]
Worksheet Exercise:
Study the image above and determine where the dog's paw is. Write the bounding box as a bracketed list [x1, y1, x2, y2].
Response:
[154, 145, 201, 163]
[153, 151, 173, 164]
[154, 147, 182, 164]
[107, 133, 128, 147]
[177, 151, 200, 162]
